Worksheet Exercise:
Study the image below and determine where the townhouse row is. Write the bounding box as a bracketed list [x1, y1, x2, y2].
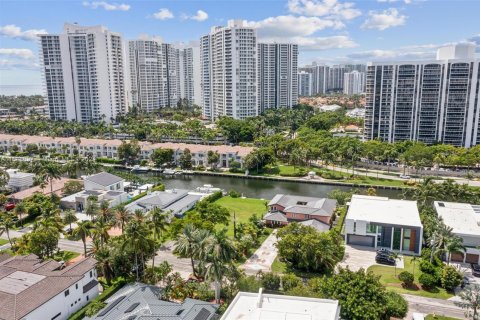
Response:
[0, 134, 253, 168]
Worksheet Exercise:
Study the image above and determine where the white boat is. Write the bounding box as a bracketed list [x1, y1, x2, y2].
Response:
[131, 165, 150, 173]
[194, 184, 224, 194]
[163, 169, 176, 175]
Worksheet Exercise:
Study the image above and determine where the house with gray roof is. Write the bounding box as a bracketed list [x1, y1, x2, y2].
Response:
[264, 194, 337, 230]
[84, 172, 124, 192]
[125, 189, 202, 217]
[0, 254, 98, 320]
[86, 282, 218, 320]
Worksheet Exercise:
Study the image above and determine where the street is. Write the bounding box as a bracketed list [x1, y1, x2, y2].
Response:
[403, 294, 467, 319]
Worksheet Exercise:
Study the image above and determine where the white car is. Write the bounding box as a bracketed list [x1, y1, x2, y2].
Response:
[412, 313, 425, 320]
[400, 175, 410, 179]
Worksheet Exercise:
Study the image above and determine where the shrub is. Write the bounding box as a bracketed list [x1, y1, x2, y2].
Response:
[204, 191, 223, 203]
[196, 165, 205, 171]
[440, 265, 462, 291]
[228, 190, 241, 198]
[279, 168, 307, 177]
[384, 291, 408, 318]
[261, 272, 281, 291]
[84, 301, 106, 317]
[419, 273, 437, 289]
[281, 274, 301, 291]
[419, 259, 437, 275]
[398, 271, 414, 287]
[237, 275, 261, 293]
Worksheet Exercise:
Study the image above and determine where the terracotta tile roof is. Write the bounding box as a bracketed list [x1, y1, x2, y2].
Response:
[10, 177, 77, 201]
[0, 255, 97, 320]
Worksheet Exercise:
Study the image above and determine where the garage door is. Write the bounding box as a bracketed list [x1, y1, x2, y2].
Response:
[466, 254, 479, 264]
[451, 252, 464, 262]
[347, 234, 375, 247]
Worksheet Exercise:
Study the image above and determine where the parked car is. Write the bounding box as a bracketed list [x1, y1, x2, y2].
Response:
[376, 255, 396, 266]
[461, 276, 471, 288]
[376, 248, 393, 256]
[472, 263, 480, 277]
[400, 175, 410, 179]
[5, 203, 15, 211]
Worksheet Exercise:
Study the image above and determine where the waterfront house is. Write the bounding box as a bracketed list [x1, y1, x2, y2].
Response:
[264, 194, 337, 229]
[6, 169, 35, 191]
[434, 201, 480, 264]
[344, 195, 423, 255]
[0, 254, 98, 320]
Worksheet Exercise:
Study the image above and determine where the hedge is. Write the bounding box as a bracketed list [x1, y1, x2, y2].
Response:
[95, 157, 123, 165]
[68, 278, 126, 320]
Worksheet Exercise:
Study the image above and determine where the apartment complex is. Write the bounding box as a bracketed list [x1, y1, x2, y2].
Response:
[343, 70, 365, 95]
[258, 43, 298, 111]
[300, 64, 329, 95]
[200, 20, 259, 120]
[39, 23, 127, 123]
[177, 42, 202, 106]
[364, 43, 480, 147]
[298, 71, 313, 96]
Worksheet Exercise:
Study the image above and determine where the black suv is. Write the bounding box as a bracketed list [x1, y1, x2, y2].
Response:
[376, 254, 396, 266]
[376, 248, 393, 256]
[472, 263, 480, 277]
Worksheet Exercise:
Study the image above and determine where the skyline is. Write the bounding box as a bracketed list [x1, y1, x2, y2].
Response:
[0, 0, 479, 93]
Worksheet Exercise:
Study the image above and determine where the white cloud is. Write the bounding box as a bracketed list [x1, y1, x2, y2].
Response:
[287, 35, 357, 50]
[0, 48, 35, 59]
[82, 1, 130, 11]
[183, 10, 209, 22]
[246, 15, 344, 38]
[347, 49, 433, 60]
[0, 59, 39, 70]
[0, 25, 48, 41]
[138, 33, 163, 43]
[153, 8, 174, 20]
[287, 0, 361, 20]
[377, 0, 412, 3]
[361, 8, 407, 30]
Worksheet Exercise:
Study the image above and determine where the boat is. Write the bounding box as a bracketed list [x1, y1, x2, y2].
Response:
[194, 184, 224, 194]
[163, 168, 176, 175]
[131, 165, 150, 173]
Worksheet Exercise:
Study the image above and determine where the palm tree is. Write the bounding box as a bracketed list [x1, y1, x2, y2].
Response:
[95, 246, 113, 284]
[411, 256, 418, 280]
[41, 161, 63, 196]
[85, 196, 99, 219]
[115, 205, 129, 233]
[98, 201, 112, 223]
[63, 209, 78, 232]
[0, 211, 15, 246]
[132, 209, 146, 223]
[173, 224, 205, 277]
[122, 220, 153, 281]
[445, 236, 466, 265]
[389, 252, 401, 276]
[73, 220, 93, 257]
[92, 219, 111, 247]
[13, 202, 27, 227]
[149, 208, 168, 269]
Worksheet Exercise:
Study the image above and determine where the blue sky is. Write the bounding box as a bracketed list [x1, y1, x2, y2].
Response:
[0, 0, 479, 93]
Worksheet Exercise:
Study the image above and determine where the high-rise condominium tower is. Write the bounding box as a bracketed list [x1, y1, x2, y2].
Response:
[257, 43, 298, 112]
[200, 20, 258, 120]
[300, 64, 329, 95]
[364, 43, 479, 147]
[343, 71, 365, 95]
[177, 42, 202, 107]
[39, 23, 127, 123]
[298, 71, 313, 97]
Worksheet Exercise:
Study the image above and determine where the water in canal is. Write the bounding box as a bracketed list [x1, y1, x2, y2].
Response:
[140, 173, 403, 200]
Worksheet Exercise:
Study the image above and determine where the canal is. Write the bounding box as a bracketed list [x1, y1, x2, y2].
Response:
[138, 172, 404, 200]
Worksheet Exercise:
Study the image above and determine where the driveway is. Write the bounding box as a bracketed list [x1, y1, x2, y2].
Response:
[338, 245, 377, 271]
[150, 240, 193, 279]
[241, 230, 278, 275]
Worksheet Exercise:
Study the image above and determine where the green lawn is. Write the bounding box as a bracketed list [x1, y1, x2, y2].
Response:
[215, 196, 268, 237]
[426, 315, 461, 320]
[271, 256, 324, 278]
[0, 239, 8, 246]
[53, 250, 80, 262]
[368, 257, 453, 299]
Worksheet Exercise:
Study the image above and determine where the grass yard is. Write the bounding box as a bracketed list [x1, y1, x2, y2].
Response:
[53, 250, 81, 262]
[0, 239, 8, 246]
[368, 256, 453, 299]
[271, 256, 324, 278]
[426, 315, 461, 320]
[215, 196, 268, 237]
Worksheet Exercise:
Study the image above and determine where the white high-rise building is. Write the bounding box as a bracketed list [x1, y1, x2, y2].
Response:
[298, 71, 313, 97]
[343, 71, 365, 95]
[39, 23, 127, 123]
[364, 43, 480, 147]
[161, 43, 181, 108]
[257, 43, 298, 112]
[177, 42, 202, 107]
[200, 20, 258, 120]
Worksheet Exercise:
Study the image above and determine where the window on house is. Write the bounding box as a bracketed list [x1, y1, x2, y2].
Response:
[64, 289, 69, 297]
[76, 284, 78, 289]
[366, 223, 377, 233]
[90, 271, 93, 278]
[86, 296, 89, 301]
[353, 222, 356, 233]
[296, 201, 307, 205]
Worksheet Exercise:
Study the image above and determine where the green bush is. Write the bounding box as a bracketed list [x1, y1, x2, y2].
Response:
[279, 168, 307, 177]
[84, 301, 106, 317]
[440, 265, 462, 291]
[196, 165, 206, 171]
[261, 272, 281, 291]
[151, 184, 165, 192]
[95, 157, 123, 164]
[204, 191, 223, 203]
[228, 190, 241, 198]
[419, 259, 437, 275]
[281, 274, 301, 291]
[384, 291, 408, 318]
[237, 275, 261, 293]
[419, 273, 437, 289]
[398, 271, 414, 287]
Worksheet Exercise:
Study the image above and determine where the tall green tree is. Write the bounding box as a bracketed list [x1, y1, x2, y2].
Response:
[73, 220, 93, 257]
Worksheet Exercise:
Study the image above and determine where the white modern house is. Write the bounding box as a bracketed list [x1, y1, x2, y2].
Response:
[221, 289, 340, 320]
[0, 254, 98, 320]
[84, 172, 124, 192]
[6, 169, 35, 191]
[125, 189, 201, 217]
[434, 201, 480, 264]
[344, 195, 423, 255]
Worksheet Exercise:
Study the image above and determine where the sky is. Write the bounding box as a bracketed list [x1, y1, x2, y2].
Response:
[0, 0, 479, 94]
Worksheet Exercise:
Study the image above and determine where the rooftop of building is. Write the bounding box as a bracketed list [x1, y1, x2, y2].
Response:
[346, 195, 422, 227]
[434, 201, 480, 238]
[10, 177, 77, 201]
[0, 254, 97, 320]
[125, 189, 202, 214]
[85, 282, 218, 320]
[268, 194, 337, 217]
[220, 289, 340, 320]
[85, 172, 124, 187]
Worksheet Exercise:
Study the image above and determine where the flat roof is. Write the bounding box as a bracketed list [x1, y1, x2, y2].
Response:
[221, 290, 340, 320]
[346, 195, 422, 227]
[434, 201, 480, 238]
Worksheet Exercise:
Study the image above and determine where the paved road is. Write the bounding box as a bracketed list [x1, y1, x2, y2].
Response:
[403, 294, 466, 319]
[1, 229, 87, 254]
